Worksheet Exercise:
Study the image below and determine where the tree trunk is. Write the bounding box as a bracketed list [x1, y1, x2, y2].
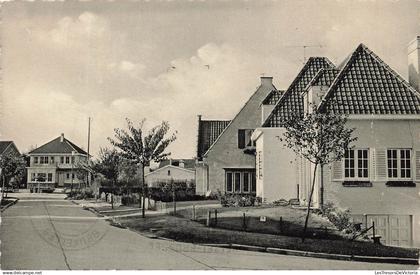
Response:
[142, 164, 146, 218]
[302, 163, 318, 243]
[111, 180, 115, 210]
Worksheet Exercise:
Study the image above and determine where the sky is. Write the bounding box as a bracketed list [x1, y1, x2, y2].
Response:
[1, 0, 419, 159]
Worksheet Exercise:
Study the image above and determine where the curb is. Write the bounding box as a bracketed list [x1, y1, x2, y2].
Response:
[1, 198, 19, 212]
[199, 243, 419, 265]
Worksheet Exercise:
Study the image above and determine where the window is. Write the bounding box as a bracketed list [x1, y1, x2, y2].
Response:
[34, 157, 38, 164]
[238, 129, 255, 149]
[50, 157, 55, 163]
[72, 173, 75, 179]
[243, 172, 250, 193]
[60, 156, 64, 164]
[66, 173, 70, 179]
[31, 173, 36, 181]
[65, 156, 70, 164]
[225, 170, 256, 193]
[226, 172, 233, 192]
[344, 149, 369, 179]
[47, 173, 53, 182]
[234, 172, 241, 192]
[71, 156, 75, 163]
[37, 173, 46, 181]
[39, 156, 48, 164]
[168, 170, 171, 176]
[387, 149, 411, 179]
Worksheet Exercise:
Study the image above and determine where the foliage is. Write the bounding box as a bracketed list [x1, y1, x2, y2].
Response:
[281, 111, 357, 165]
[0, 154, 26, 188]
[280, 109, 357, 242]
[108, 118, 177, 167]
[67, 188, 94, 200]
[219, 193, 256, 207]
[93, 148, 121, 184]
[108, 118, 177, 215]
[321, 202, 352, 231]
[149, 180, 197, 202]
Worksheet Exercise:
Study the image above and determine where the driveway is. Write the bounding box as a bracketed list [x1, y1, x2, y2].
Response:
[1, 192, 417, 270]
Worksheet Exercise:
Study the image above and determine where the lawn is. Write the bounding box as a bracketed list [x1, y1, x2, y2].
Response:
[116, 214, 419, 259]
[175, 205, 342, 239]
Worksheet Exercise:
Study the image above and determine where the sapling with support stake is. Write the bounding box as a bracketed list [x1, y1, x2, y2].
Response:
[280, 107, 356, 242]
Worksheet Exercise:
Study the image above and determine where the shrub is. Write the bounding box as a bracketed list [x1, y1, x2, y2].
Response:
[321, 202, 356, 232]
[219, 193, 256, 207]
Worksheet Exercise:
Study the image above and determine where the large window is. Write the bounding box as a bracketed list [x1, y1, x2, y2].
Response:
[387, 149, 411, 179]
[225, 170, 256, 193]
[34, 157, 38, 164]
[65, 156, 70, 164]
[39, 156, 49, 164]
[344, 149, 369, 179]
[238, 129, 255, 149]
[47, 173, 53, 182]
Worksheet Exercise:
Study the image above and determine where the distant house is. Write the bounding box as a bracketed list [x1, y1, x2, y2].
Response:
[195, 77, 279, 195]
[252, 38, 420, 247]
[0, 141, 20, 157]
[145, 159, 195, 187]
[27, 133, 88, 192]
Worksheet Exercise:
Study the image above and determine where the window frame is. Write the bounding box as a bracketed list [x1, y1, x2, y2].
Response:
[238, 129, 256, 149]
[225, 170, 256, 194]
[387, 148, 412, 180]
[343, 148, 369, 180]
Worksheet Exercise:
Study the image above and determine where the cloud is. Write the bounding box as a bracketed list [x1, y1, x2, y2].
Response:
[107, 61, 146, 79]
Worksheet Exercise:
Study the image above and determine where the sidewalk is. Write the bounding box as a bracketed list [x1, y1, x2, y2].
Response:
[72, 199, 220, 219]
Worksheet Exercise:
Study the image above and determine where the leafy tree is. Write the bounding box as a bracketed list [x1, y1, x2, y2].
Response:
[0, 154, 26, 199]
[93, 147, 121, 209]
[281, 110, 356, 242]
[108, 118, 176, 218]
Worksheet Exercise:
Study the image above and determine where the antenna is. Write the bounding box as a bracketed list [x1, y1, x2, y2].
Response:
[284, 44, 325, 64]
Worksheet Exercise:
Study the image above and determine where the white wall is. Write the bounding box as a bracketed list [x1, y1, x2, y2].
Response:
[145, 165, 195, 187]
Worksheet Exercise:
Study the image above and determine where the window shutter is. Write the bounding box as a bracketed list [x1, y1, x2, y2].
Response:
[415, 150, 420, 181]
[332, 160, 342, 181]
[369, 148, 376, 181]
[375, 148, 387, 180]
[238, 130, 245, 149]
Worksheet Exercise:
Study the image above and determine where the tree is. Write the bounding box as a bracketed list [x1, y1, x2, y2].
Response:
[108, 118, 176, 218]
[281, 110, 356, 242]
[93, 148, 121, 209]
[0, 154, 26, 199]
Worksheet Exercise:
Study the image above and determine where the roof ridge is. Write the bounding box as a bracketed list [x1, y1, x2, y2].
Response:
[28, 136, 60, 154]
[262, 57, 334, 126]
[203, 81, 276, 157]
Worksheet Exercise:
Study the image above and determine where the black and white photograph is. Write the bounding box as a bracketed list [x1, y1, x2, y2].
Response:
[0, 0, 419, 273]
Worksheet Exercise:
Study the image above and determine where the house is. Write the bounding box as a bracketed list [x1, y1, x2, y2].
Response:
[145, 159, 195, 187]
[252, 37, 420, 247]
[0, 141, 20, 157]
[195, 77, 279, 195]
[27, 133, 89, 192]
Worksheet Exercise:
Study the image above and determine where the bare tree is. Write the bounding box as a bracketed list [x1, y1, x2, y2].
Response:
[281, 110, 356, 242]
[108, 118, 176, 218]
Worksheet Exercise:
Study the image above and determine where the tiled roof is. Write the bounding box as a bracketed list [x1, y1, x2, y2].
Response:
[0, 141, 13, 155]
[319, 44, 420, 115]
[197, 119, 230, 160]
[29, 135, 88, 155]
[263, 57, 335, 127]
[262, 90, 284, 105]
[158, 159, 195, 170]
[305, 68, 340, 91]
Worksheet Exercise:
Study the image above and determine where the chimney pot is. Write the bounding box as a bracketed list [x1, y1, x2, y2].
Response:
[408, 36, 420, 92]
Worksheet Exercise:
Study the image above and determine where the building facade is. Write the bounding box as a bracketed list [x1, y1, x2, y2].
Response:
[195, 77, 277, 195]
[27, 133, 89, 192]
[145, 159, 195, 187]
[252, 38, 420, 247]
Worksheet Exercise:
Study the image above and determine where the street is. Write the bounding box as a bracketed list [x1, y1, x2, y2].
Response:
[1, 193, 418, 270]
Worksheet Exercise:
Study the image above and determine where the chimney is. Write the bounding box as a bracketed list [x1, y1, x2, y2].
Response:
[60, 133, 64, 142]
[260, 76, 273, 87]
[179, 160, 185, 168]
[408, 36, 420, 92]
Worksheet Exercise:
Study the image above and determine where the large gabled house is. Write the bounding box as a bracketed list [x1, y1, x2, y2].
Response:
[0, 141, 20, 157]
[252, 37, 420, 247]
[27, 133, 89, 192]
[195, 77, 284, 195]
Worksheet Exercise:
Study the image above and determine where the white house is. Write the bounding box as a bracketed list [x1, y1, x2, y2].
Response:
[145, 159, 195, 187]
[252, 38, 420, 248]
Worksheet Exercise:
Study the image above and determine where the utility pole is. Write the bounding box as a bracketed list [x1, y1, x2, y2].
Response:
[87, 117, 91, 188]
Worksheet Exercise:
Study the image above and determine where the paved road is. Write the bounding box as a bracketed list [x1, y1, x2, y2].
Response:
[1, 193, 418, 270]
